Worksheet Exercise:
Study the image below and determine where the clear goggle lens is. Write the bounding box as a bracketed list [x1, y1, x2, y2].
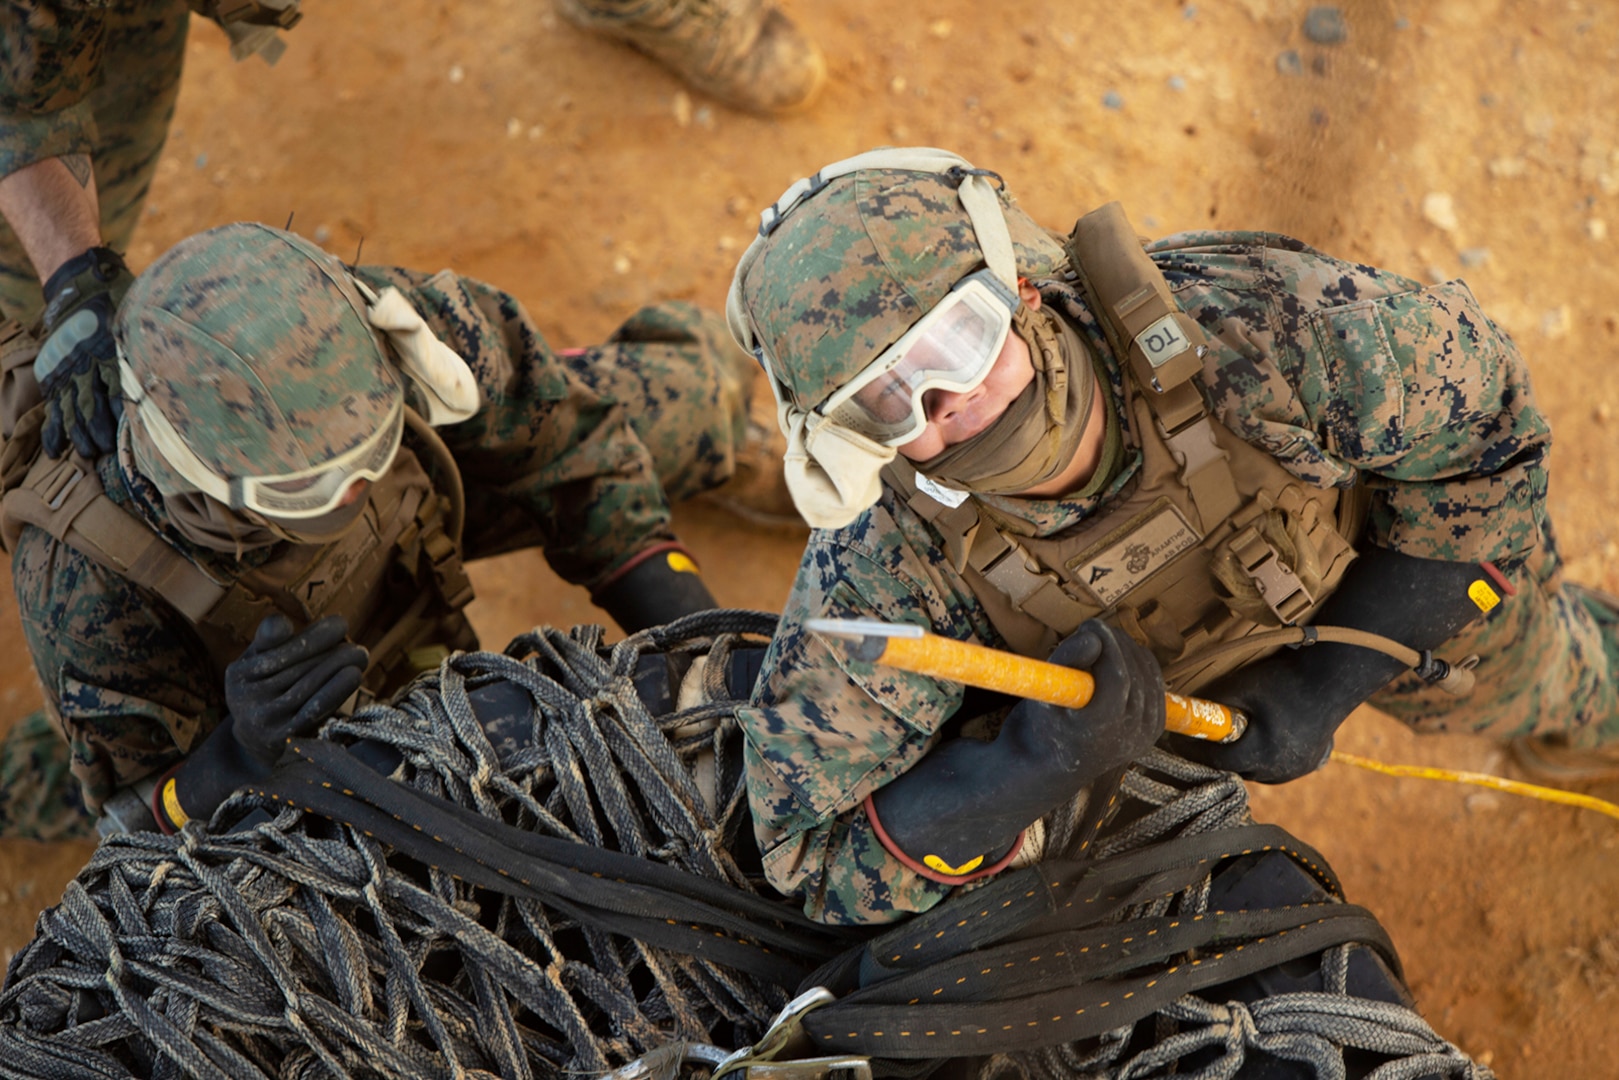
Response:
[821, 269, 1018, 446]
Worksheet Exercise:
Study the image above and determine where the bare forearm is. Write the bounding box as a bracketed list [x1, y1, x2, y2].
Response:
[0, 154, 102, 282]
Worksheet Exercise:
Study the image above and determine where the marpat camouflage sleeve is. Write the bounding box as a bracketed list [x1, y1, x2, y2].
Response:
[0, 0, 109, 180]
[1149, 231, 1551, 571]
[10, 520, 219, 812]
[741, 499, 1007, 924]
[355, 265, 676, 588]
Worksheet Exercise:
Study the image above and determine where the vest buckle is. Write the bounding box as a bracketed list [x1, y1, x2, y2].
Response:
[1230, 525, 1314, 625]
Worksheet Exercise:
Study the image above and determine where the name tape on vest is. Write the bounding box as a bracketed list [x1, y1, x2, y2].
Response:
[1068, 503, 1201, 607]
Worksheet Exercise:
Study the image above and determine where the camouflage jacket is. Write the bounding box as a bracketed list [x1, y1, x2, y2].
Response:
[11, 263, 679, 810]
[742, 230, 1552, 924]
[0, 0, 149, 181]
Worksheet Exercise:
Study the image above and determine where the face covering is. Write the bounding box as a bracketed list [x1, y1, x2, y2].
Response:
[914, 304, 1097, 495]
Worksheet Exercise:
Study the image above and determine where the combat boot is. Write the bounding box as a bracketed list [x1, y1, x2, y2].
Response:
[0, 710, 97, 841]
[1509, 583, 1619, 783]
[555, 0, 825, 114]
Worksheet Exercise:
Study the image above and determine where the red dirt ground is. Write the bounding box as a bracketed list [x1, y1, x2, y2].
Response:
[3, 1, 1618, 1073]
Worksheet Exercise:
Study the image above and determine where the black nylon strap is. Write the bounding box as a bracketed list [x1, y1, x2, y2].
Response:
[802, 908, 1395, 1057]
[257, 739, 857, 985]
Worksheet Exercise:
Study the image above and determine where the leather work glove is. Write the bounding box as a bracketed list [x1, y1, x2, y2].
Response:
[153, 614, 367, 831]
[1172, 547, 1494, 784]
[592, 543, 718, 634]
[866, 619, 1165, 884]
[34, 245, 135, 459]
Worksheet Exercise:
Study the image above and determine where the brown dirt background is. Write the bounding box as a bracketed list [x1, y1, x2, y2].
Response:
[2, 0, 1618, 1072]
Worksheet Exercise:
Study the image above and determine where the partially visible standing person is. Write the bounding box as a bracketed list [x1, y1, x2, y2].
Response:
[0, 0, 823, 463]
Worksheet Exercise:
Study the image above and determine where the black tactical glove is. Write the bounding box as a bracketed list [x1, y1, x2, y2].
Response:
[1172, 547, 1495, 784]
[592, 544, 718, 634]
[866, 620, 1165, 883]
[34, 245, 135, 459]
[155, 614, 367, 830]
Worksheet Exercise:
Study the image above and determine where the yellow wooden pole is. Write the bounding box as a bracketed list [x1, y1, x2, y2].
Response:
[833, 627, 1245, 744]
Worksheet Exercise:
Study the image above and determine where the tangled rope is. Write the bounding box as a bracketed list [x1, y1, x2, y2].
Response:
[1, 611, 822, 1080]
[980, 751, 1494, 1080]
[0, 611, 1494, 1080]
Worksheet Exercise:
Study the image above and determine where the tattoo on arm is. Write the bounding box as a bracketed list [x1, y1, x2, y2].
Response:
[59, 154, 92, 188]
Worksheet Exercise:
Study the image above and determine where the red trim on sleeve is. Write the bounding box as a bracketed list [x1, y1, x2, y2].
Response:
[592, 540, 698, 595]
[863, 794, 1025, 887]
[1479, 561, 1516, 597]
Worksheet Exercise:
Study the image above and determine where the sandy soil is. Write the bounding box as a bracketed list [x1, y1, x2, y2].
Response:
[3, 0, 1618, 1073]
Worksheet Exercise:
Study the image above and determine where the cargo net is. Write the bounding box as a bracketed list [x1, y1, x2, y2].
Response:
[963, 750, 1496, 1080]
[0, 611, 1493, 1080]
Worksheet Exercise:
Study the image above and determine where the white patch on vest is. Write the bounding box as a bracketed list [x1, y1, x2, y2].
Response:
[1135, 313, 1193, 369]
[915, 473, 971, 508]
[1070, 504, 1200, 606]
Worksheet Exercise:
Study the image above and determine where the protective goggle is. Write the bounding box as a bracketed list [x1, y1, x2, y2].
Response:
[125, 350, 406, 519]
[818, 268, 1020, 446]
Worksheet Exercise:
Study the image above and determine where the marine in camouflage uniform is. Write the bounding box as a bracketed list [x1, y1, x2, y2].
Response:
[1, 222, 756, 832]
[724, 149, 1618, 925]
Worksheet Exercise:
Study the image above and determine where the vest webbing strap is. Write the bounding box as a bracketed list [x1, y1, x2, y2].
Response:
[0, 456, 229, 623]
[1064, 203, 1241, 530]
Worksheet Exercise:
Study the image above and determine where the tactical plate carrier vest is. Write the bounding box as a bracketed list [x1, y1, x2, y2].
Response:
[0, 322, 476, 703]
[884, 204, 1368, 695]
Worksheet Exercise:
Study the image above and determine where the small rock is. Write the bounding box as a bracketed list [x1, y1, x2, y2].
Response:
[1102, 90, 1124, 110]
[1183, 4, 1198, 18]
[313, 224, 332, 244]
[1275, 50, 1304, 76]
[1488, 157, 1528, 179]
[672, 91, 693, 128]
[725, 195, 749, 217]
[1464, 792, 1501, 814]
[527, 124, 545, 141]
[1167, 75, 1186, 92]
[890, 75, 907, 94]
[1542, 305, 1572, 338]
[1422, 192, 1459, 232]
[694, 105, 715, 129]
[612, 254, 632, 275]
[448, 64, 465, 85]
[1458, 247, 1491, 268]
[1594, 402, 1612, 422]
[928, 18, 952, 38]
[194, 152, 208, 169]
[506, 117, 522, 138]
[1588, 218, 1609, 242]
[1303, 6, 1348, 45]
[716, 235, 738, 253]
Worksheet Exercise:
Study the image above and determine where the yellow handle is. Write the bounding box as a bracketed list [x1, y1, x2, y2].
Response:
[877, 633, 1245, 743]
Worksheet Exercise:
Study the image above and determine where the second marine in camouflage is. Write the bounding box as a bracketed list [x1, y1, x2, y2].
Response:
[726, 147, 1618, 925]
[1, 222, 759, 833]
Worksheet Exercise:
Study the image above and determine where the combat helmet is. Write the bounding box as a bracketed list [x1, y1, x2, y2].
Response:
[117, 222, 475, 521]
[726, 147, 1068, 528]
